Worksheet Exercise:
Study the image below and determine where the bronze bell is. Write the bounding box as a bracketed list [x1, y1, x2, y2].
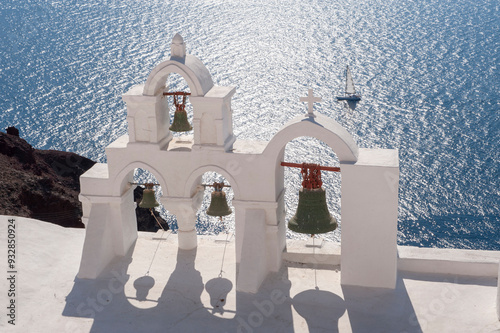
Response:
[169, 107, 192, 132]
[207, 183, 232, 217]
[169, 94, 192, 132]
[139, 184, 160, 209]
[288, 187, 337, 234]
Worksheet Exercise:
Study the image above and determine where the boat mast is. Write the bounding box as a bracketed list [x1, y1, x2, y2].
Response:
[345, 66, 356, 96]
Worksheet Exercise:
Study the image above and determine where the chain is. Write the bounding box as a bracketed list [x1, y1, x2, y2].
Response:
[172, 92, 188, 112]
[301, 163, 323, 189]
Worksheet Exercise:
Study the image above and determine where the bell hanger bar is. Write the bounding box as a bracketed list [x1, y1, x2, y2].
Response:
[202, 182, 231, 189]
[281, 162, 340, 173]
[281, 162, 340, 190]
[129, 182, 160, 186]
[163, 91, 191, 96]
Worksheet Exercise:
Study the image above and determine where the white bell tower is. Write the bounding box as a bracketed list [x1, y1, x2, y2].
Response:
[78, 34, 399, 293]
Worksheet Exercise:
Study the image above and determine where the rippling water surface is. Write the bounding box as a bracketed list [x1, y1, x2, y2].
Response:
[1, 0, 498, 249]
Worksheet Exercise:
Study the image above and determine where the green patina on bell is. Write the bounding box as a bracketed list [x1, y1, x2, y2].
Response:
[288, 187, 337, 234]
[169, 93, 192, 132]
[139, 187, 160, 209]
[169, 109, 192, 132]
[207, 191, 232, 217]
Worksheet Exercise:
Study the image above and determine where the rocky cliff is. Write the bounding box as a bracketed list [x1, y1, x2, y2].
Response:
[0, 128, 168, 231]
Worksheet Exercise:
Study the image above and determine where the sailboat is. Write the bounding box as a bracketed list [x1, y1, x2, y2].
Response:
[336, 66, 361, 101]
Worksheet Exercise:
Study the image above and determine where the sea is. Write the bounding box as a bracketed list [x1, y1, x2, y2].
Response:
[0, 0, 498, 249]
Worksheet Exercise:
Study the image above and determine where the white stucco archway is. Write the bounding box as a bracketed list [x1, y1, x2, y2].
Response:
[263, 113, 358, 238]
[143, 60, 212, 97]
[113, 161, 169, 197]
[184, 165, 241, 199]
[263, 114, 359, 164]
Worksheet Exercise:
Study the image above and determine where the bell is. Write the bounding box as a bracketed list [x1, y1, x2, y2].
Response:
[139, 187, 160, 209]
[288, 187, 337, 234]
[169, 109, 192, 132]
[207, 189, 232, 217]
[169, 100, 192, 132]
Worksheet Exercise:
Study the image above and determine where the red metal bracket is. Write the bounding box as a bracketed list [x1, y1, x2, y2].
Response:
[162, 92, 191, 96]
[281, 162, 340, 190]
[163, 92, 191, 112]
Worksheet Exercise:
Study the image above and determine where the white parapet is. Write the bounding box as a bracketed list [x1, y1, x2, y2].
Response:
[398, 246, 500, 277]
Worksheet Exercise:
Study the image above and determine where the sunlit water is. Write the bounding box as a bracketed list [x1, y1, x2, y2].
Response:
[1, 0, 498, 249]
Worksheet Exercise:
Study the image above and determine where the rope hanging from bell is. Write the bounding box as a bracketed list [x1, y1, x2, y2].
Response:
[281, 162, 340, 235]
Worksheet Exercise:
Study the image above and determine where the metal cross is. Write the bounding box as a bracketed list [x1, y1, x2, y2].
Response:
[300, 88, 322, 117]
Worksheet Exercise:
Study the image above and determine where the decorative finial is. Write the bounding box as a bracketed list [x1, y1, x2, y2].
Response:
[171, 33, 186, 59]
[300, 89, 322, 117]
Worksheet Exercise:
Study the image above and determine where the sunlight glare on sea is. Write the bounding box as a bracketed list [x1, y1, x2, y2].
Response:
[0, 0, 498, 249]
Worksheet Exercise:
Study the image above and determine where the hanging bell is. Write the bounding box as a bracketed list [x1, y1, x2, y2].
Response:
[207, 183, 232, 217]
[139, 185, 160, 209]
[169, 108, 192, 132]
[288, 187, 337, 234]
[169, 95, 192, 132]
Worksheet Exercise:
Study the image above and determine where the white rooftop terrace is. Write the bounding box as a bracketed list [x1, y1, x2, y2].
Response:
[1, 217, 499, 332]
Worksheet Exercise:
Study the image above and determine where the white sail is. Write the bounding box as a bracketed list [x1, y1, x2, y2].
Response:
[345, 66, 356, 95]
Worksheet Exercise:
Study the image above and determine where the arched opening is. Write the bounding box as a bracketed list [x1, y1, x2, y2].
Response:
[195, 171, 235, 235]
[132, 167, 175, 232]
[281, 137, 342, 243]
[164, 73, 193, 139]
[121, 167, 180, 310]
[143, 56, 213, 97]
